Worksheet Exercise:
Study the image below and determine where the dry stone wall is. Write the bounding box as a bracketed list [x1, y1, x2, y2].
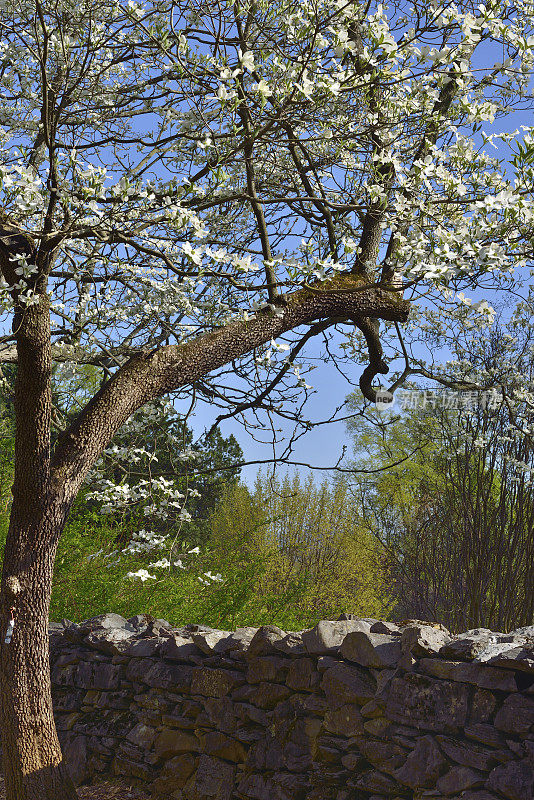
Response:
[49, 614, 534, 800]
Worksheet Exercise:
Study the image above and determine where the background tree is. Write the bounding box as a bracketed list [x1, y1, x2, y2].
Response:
[0, 0, 532, 797]
[209, 474, 391, 625]
[82, 399, 243, 547]
[345, 310, 534, 631]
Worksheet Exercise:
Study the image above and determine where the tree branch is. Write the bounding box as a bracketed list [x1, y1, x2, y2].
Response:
[51, 275, 409, 496]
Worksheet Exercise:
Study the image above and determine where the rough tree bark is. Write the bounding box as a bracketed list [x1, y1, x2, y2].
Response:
[0, 294, 78, 799]
[0, 265, 408, 798]
[0, 504, 77, 800]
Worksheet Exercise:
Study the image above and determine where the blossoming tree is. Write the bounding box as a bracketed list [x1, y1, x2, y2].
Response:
[0, 0, 533, 796]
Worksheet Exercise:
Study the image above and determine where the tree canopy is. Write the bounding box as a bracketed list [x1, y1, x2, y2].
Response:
[1, 0, 533, 422]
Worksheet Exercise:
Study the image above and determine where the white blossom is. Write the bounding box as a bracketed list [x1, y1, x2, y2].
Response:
[125, 569, 156, 581]
[238, 50, 255, 72]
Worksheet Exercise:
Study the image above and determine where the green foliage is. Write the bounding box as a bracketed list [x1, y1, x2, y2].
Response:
[184, 429, 243, 544]
[90, 409, 242, 546]
[45, 471, 391, 630]
[344, 399, 446, 554]
[207, 475, 392, 627]
[47, 483, 306, 628]
[48, 517, 300, 628]
[201, 481, 311, 629]
[55, 371, 244, 546]
[345, 388, 534, 632]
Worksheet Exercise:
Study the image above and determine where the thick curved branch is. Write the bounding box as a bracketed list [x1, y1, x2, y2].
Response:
[351, 316, 389, 402]
[51, 275, 409, 497]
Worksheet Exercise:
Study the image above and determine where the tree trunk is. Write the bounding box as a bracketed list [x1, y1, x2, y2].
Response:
[0, 507, 77, 800]
[0, 295, 77, 799]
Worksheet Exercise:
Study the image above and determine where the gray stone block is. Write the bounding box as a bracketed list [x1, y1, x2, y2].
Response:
[303, 619, 372, 655]
[487, 760, 534, 800]
[341, 631, 402, 668]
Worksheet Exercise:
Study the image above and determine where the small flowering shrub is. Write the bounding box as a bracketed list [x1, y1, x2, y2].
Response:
[48, 511, 306, 628]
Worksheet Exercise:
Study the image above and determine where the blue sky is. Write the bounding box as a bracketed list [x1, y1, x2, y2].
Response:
[190, 341, 358, 484]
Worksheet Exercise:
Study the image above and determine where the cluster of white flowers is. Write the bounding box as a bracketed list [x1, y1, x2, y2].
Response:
[198, 571, 223, 586]
[123, 544, 220, 583]
[81, 400, 211, 580]
[125, 568, 156, 582]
